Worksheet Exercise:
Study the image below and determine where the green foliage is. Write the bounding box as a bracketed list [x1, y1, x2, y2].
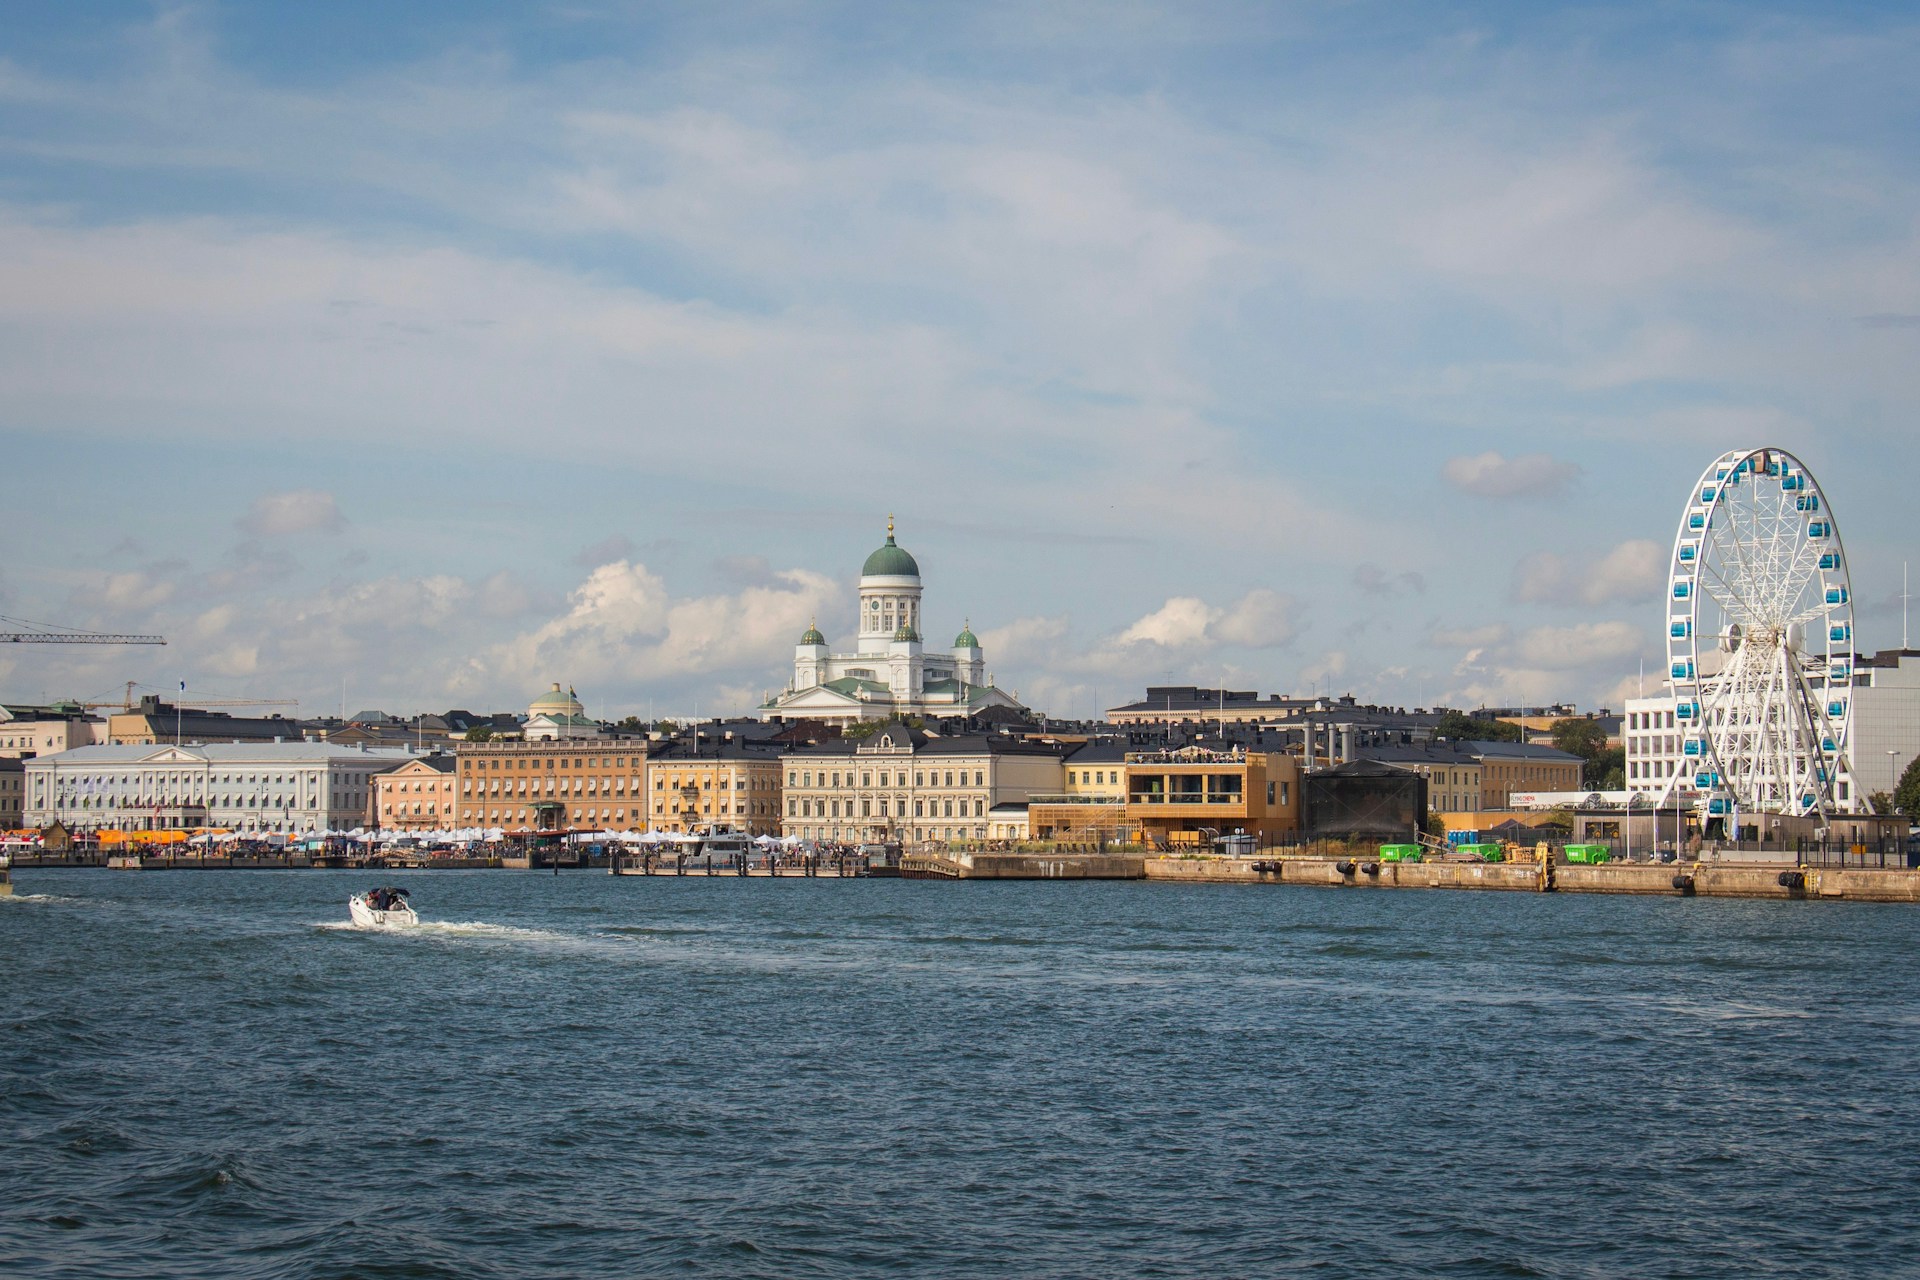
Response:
[1893, 755, 1920, 819]
[1868, 791, 1895, 816]
[1422, 812, 1446, 839]
[463, 726, 494, 742]
[1550, 718, 1608, 759]
[841, 720, 883, 740]
[1434, 710, 1521, 743]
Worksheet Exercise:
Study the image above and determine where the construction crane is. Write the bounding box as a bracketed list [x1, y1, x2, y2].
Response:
[0, 616, 165, 645]
[80, 682, 296, 712]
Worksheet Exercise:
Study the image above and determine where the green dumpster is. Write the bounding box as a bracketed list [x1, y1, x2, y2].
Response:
[1379, 844, 1423, 863]
[1564, 844, 1612, 865]
[1458, 842, 1504, 862]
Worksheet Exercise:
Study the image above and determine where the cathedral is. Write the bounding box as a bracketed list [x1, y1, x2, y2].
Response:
[757, 519, 1028, 726]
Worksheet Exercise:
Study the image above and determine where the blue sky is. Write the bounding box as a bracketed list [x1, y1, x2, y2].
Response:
[1, 1, 1916, 721]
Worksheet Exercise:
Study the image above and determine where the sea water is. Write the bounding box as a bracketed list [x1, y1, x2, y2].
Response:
[3, 869, 1918, 1278]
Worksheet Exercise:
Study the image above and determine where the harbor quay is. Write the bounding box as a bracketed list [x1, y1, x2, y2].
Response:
[10, 847, 1920, 901]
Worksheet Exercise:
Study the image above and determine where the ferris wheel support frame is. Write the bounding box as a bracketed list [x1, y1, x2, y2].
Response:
[1664, 447, 1855, 824]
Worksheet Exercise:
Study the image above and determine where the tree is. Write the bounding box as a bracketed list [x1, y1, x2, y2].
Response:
[1549, 718, 1608, 760]
[1893, 755, 1920, 820]
[1589, 747, 1625, 791]
[463, 726, 494, 742]
[1434, 710, 1521, 743]
[1548, 718, 1618, 788]
[1868, 791, 1895, 816]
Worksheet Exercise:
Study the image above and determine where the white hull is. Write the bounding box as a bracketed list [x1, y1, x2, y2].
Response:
[348, 894, 418, 928]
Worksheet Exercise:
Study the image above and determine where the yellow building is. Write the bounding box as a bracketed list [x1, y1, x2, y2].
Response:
[781, 724, 1064, 845]
[644, 740, 784, 836]
[1028, 741, 1134, 843]
[456, 740, 649, 831]
[1124, 746, 1301, 849]
[1358, 745, 1482, 814]
[1469, 742, 1583, 810]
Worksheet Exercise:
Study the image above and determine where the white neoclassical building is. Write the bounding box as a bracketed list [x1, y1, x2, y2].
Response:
[23, 742, 417, 833]
[758, 519, 1027, 726]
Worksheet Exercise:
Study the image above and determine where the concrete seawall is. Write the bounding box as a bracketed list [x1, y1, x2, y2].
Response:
[1140, 856, 1920, 902]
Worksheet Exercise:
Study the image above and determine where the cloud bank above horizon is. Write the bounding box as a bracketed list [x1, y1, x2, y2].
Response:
[1, 1, 1916, 720]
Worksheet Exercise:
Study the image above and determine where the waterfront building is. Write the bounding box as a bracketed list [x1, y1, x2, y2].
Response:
[1301, 759, 1426, 841]
[0, 757, 22, 829]
[22, 743, 413, 834]
[371, 754, 458, 831]
[0, 703, 102, 758]
[455, 739, 647, 831]
[1463, 741, 1583, 810]
[759, 520, 1027, 726]
[1124, 746, 1302, 848]
[780, 723, 1065, 844]
[1626, 647, 1920, 812]
[1356, 743, 1482, 815]
[644, 732, 784, 836]
[1027, 739, 1134, 843]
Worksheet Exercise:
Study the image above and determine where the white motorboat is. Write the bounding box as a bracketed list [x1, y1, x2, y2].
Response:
[348, 886, 418, 928]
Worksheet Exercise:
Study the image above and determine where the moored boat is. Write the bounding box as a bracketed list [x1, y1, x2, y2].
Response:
[348, 886, 417, 927]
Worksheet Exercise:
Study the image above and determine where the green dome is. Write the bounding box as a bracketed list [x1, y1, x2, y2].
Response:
[799, 620, 826, 646]
[529, 683, 584, 716]
[954, 620, 979, 649]
[892, 622, 921, 643]
[861, 522, 920, 578]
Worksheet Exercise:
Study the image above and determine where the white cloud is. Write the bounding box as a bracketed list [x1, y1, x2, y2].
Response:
[977, 615, 1070, 666]
[1513, 621, 1645, 670]
[237, 490, 344, 538]
[1442, 451, 1581, 498]
[1108, 588, 1297, 653]
[1433, 618, 1658, 709]
[474, 560, 837, 713]
[1512, 539, 1664, 607]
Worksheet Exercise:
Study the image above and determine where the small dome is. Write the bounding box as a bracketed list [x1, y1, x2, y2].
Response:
[799, 619, 826, 646]
[861, 517, 920, 578]
[954, 620, 979, 649]
[892, 622, 921, 643]
[529, 683, 584, 717]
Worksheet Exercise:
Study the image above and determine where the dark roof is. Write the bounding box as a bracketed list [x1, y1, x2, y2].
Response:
[1311, 759, 1422, 779]
[784, 729, 1065, 760]
[1357, 744, 1479, 766]
[1065, 740, 1130, 765]
[1463, 740, 1583, 763]
[649, 735, 783, 761]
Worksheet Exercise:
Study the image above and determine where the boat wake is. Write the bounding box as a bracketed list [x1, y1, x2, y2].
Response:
[316, 919, 574, 946]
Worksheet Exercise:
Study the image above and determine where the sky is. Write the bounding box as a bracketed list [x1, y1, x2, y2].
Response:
[1, 1, 1916, 723]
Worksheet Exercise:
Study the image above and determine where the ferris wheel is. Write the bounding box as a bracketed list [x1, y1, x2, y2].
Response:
[1666, 447, 1855, 821]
